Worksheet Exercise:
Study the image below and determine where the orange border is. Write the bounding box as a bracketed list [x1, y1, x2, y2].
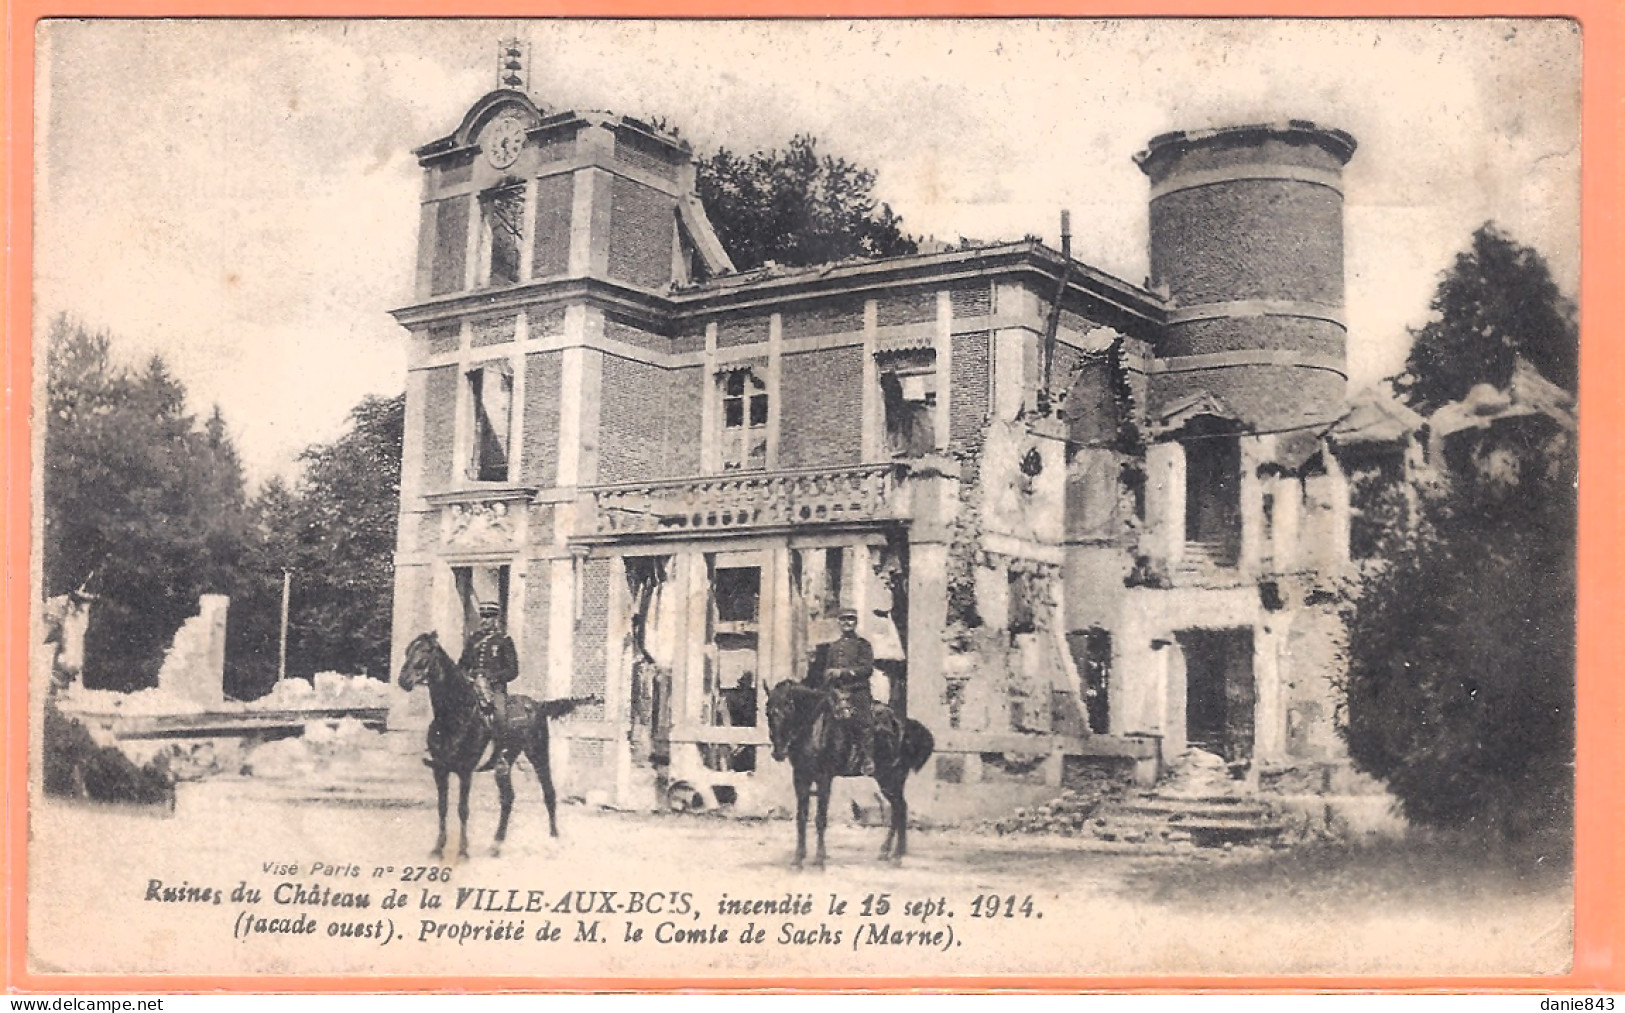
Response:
[5, 4, 1622, 995]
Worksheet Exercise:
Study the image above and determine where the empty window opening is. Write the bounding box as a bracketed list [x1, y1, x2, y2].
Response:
[624, 557, 675, 768]
[452, 565, 510, 641]
[703, 563, 761, 772]
[1007, 569, 1038, 636]
[720, 369, 768, 472]
[1178, 628, 1254, 763]
[878, 349, 937, 457]
[481, 183, 526, 287]
[1066, 627, 1112, 734]
[1184, 428, 1242, 565]
[467, 361, 514, 482]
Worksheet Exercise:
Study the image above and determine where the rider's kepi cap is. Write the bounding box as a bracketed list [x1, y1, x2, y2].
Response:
[476, 600, 502, 616]
[837, 606, 859, 620]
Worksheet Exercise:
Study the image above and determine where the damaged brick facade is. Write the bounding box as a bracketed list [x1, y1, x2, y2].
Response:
[390, 91, 1394, 817]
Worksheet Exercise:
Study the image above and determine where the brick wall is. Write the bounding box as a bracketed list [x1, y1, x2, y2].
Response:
[1051, 341, 1087, 394]
[877, 287, 937, 327]
[429, 198, 469, 296]
[951, 332, 991, 443]
[949, 279, 993, 318]
[535, 133, 574, 164]
[605, 316, 670, 353]
[672, 322, 707, 355]
[427, 323, 460, 357]
[608, 176, 675, 290]
[1151, 366, 1344, 428]
[1162, 315, 1345, 361]
[1150, 180, 1343, 306]
[523, 352, 562, 487]
[778, 348, 863, 467]
[615, 131, 680, 182]
[573, 558, 610, 721]
[421, 366, 458, 494]
[526, 504, 555, 547]
[528, 305, 567, 339]
[599, 355, 693, 483]
[472, 314, 516, 348]
[664, 367, 703, 476]
[522, 560, 551, 683]
[716, 313, 770, 349]
[436, 157, 472, 189]
[782, 296, 865, 340]
[532, 175, 573, 279]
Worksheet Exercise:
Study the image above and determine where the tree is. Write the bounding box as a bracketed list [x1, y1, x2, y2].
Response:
[1393, 223, 1578, 414]
[1341, 415, 1575, 838]
[44, 318, 249, 691]
[695, 134, 918, 271]
[226, 394, 403, 698]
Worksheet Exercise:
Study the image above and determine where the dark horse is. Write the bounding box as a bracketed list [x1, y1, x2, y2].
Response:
[765, 680, 935, 867]
[397, 632, 595, 859]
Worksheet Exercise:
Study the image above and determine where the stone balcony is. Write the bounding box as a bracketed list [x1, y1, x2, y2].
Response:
[581, 462, 915, 540]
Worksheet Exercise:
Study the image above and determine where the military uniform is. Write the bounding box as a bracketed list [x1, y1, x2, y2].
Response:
[821, 611, 876, 776]
[461, 607, 518, 770]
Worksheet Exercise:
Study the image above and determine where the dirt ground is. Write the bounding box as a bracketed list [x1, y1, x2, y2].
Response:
[25, 769, 1573, 982]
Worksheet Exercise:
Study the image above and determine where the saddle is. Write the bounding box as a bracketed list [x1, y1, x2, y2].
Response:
[820, 688, 901, 777]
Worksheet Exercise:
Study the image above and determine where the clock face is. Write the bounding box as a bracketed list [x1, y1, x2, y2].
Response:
[484, 116, 526, 169]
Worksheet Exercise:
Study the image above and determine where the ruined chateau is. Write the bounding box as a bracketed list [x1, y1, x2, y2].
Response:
[388, 87, 1413, 817]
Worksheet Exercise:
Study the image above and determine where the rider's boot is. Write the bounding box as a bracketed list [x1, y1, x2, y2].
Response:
[474, 691, 507, 772]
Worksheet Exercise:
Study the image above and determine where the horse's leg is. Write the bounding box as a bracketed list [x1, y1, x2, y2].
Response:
[526, 729, 559, 838]
[891, 776, 909, 863]
[456, 771, 474, 860]
[813, 776, 832, 867]
[792, 770, 810, 868]
[431, 767, 450, 860]
[491, 764, 515, 857]
[878, 773, 897, 860]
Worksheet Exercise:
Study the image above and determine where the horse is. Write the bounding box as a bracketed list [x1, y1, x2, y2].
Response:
[765, 680, 935, 867]
[397, 632, 595, 859]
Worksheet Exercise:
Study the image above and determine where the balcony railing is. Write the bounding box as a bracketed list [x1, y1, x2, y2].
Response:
[585, 463, 907, 537]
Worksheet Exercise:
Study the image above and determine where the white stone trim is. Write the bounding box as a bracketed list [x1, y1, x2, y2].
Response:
[1151, 349, 1347, 378]
[1166, 299, 1346, 329]
[1149, 163, 1344, 200]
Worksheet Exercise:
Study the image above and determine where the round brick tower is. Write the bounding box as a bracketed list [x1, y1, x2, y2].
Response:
[1135, 122, 1357, 429]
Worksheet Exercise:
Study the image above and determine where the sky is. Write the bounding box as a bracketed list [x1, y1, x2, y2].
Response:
[34, 19, 1582, 485]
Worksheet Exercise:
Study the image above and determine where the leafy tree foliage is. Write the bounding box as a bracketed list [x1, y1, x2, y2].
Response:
[695, 134, 918, 271]
[1394, 223, 1578, 413]
[1342, 416, 1575, 838]
[44, 318, 247, 691]
[226, 394, 403, 699]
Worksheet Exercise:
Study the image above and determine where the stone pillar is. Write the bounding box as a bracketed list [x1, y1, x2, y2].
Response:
[905, 541, 950, 733]
[1144, 441, 1185, 566]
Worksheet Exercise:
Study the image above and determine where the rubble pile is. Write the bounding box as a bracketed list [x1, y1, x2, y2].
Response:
[983, 766, 1130, 836]
[1159, 748, 1242, 797]
[250, 672, 393, 710]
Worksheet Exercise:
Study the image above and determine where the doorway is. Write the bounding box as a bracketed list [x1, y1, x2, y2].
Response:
[1178, 628, 1255, 762]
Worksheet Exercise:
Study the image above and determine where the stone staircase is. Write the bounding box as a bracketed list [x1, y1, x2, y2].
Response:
[1173, 540, 1241, 582]
[1090, 789, 1284, 847]
[1087, 747, 1285, 847]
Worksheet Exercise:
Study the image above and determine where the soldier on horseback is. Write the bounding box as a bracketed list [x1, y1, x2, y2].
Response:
[815, 606, 876, 777]
[463, 600, 518, 773]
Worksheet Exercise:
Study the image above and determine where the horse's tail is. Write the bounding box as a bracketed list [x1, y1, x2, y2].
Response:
[535, 695, 601, 720]
[901, 719, 934, 773]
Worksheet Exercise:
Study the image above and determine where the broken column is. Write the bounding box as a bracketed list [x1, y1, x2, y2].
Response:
[157, 594, 229, 709]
